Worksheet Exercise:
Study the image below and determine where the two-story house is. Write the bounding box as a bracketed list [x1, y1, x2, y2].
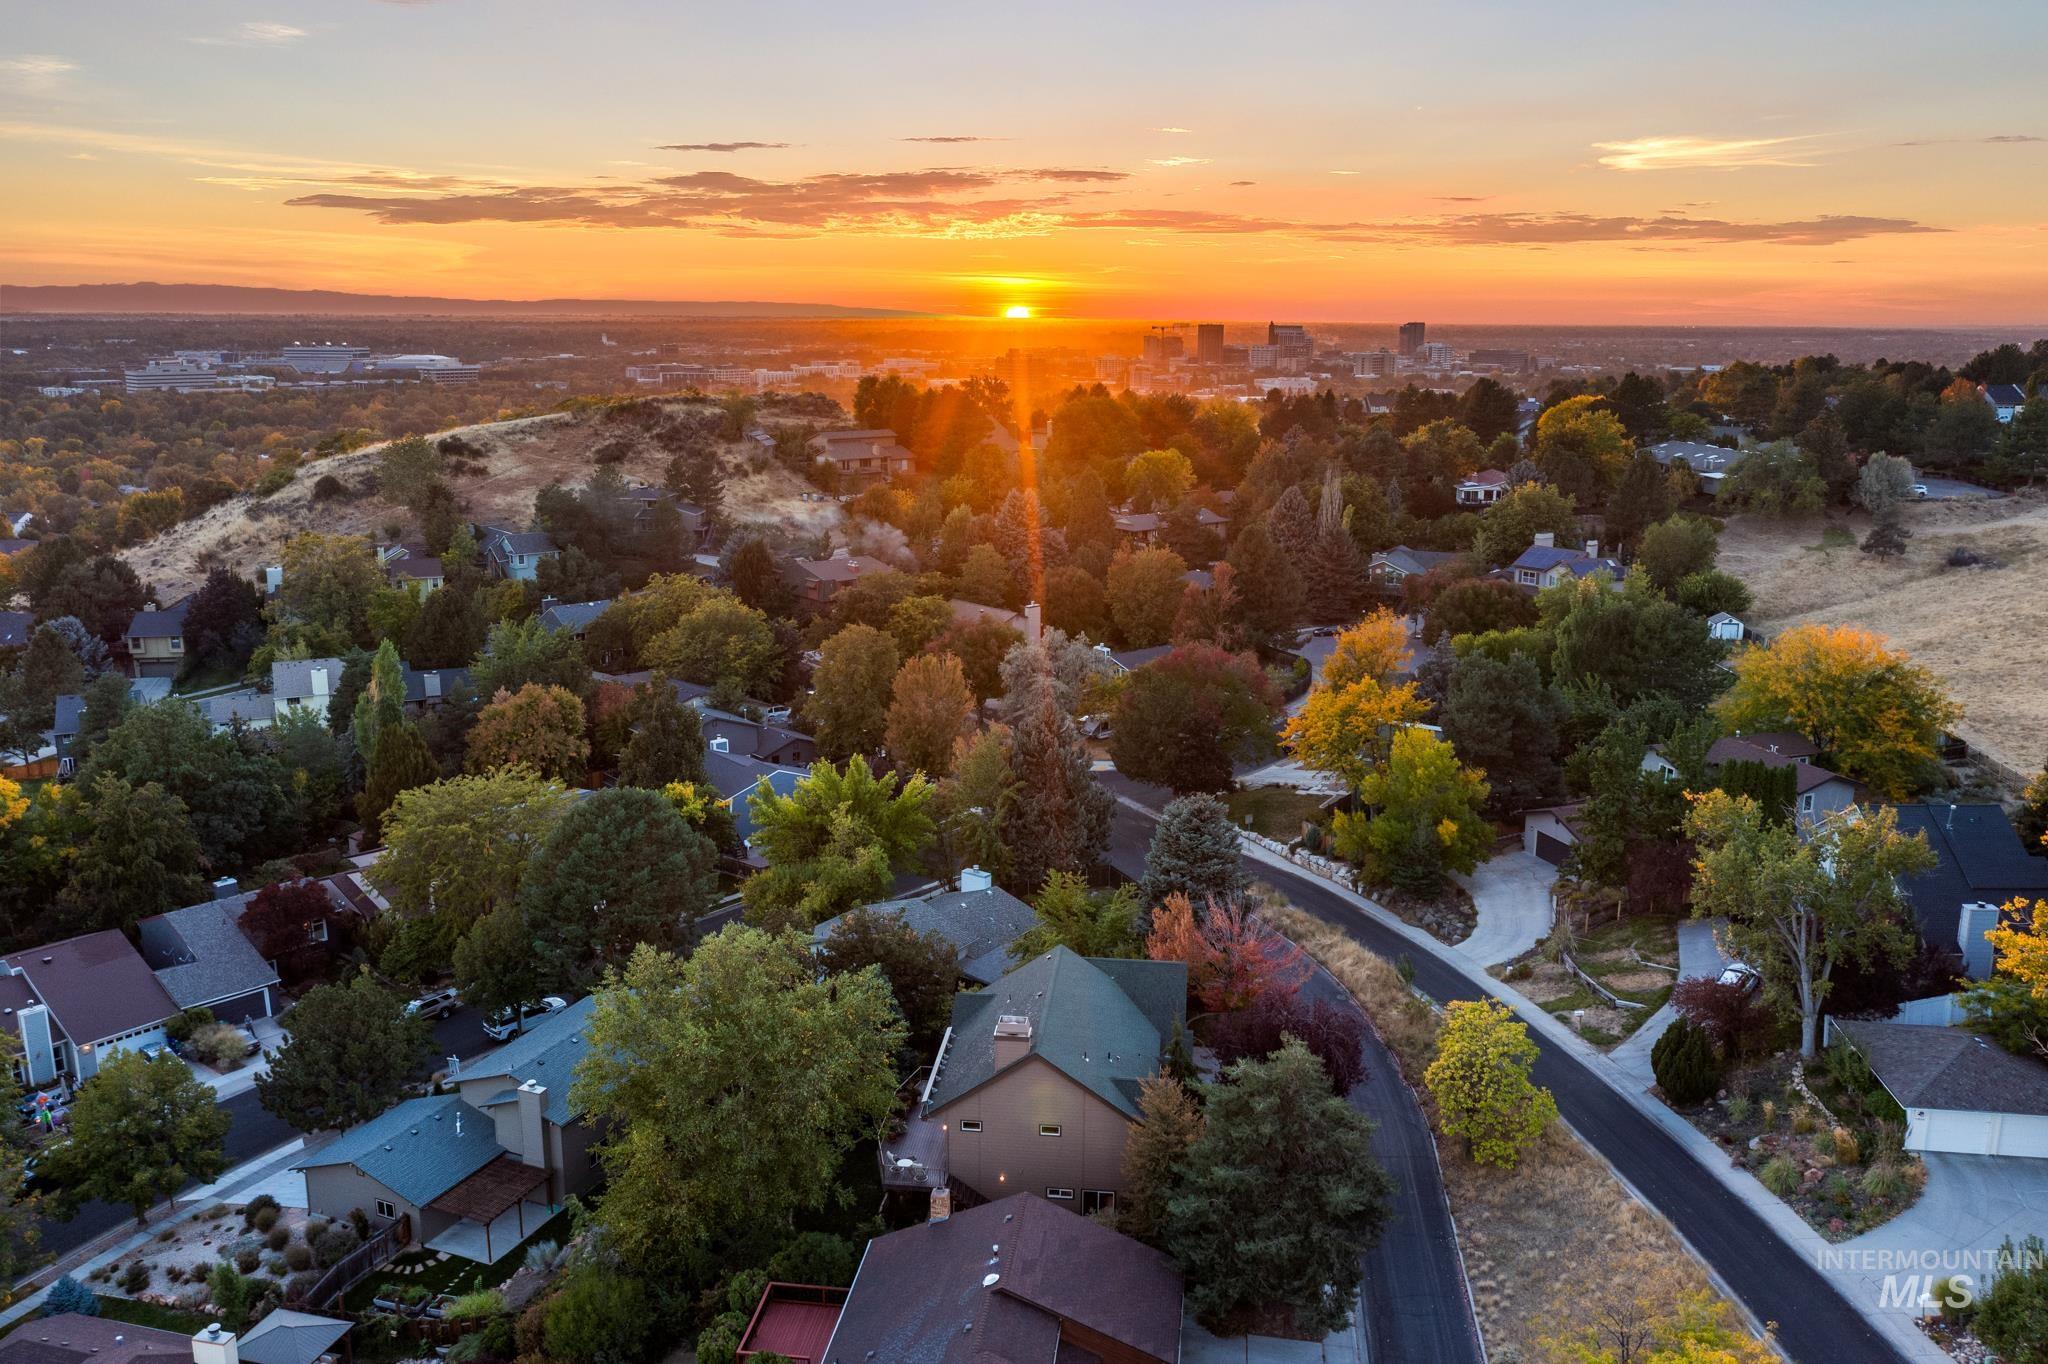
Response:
[1454, 469, 1509, 506]
[808, 429, 914, 485]
[1984, 383, 2028, 424]
[1368, 545, 1461, 590]
[781, 549, 891, 609]
[123, 599, 190, 679]
[479, 526, 561, 582]
[1640, 731, 1861, 830]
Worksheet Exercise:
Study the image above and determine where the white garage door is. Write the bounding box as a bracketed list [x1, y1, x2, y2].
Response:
[1913, 1110, 2048, 1158]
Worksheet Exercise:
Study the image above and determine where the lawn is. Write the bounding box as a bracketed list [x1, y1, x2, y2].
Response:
[343, 1209, 570, 1312]
[95, 1296, 215, 1334]
[1224, 787, 1330, 841]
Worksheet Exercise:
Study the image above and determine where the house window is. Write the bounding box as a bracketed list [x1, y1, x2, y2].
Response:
[1046, 1188, 1074, 1200]
[375, 1199, 396, 1219]
[1799, 793, 1815, 814]
[1516, 570, 1538, 585]
[1084, 1190, 1117, 1215]
[307, 919, 329, 944]
[958, 1120, 982, 1133]
[1038, 1124, 1063, 1137]
[170, 638, 183, 652]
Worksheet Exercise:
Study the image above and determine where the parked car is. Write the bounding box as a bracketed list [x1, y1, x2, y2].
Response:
[138, 1041, 173, 1062]
[1716, 963, 1762, 994]
[1912, 483, 1930, 499]
[483, 996, 569, 1042]
[234, 1025, 261, 1057]
[405, 987, 463, 1021]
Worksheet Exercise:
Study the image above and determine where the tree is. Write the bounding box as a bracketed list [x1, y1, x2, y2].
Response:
[1223, 521, 1303, 644]
[571, 933, 903, 1271]
[1650, 1016, 1721, 1106]
[1533, 397, 1632, 501]
[617, 681, 707, 788]
[1459, 378, 1522, 443]
[181, 567, 263, 671]
[1536, 1274, 1777, 1364]
[644, 597, 781, 699]
[1861, 519, 1908, 559]
[350, 638, 408, 765]
[742, 756, 935, 931]
[278, 533, 384, 648]
[1722, 441, 1825, 517]
[1320, 609, 1408, 692]
[472, 615, 593, 699]
[371, 769, 571, 923]
[1331, 727, 1491, 894]
[1042, 563, 1109, 640]
[1302, 465, 1360, 619]
[1604, 452, 1675, 550]
[81, 700, 289, 869]
[469, 683, 589, 781]
[1125, 447, 1195, 510]
[1012, 871, 1143, 959]
[18, 542, 145, 642]
[1119, 1075, 1203, 1248]
[1971, 1236, 2048, 1364]
[2018, 762, 2048, 852]
[57, 776, 208, 934]
[358, 718, 437, 843]
[451, 903, 543, 1019]
[1716, 623, 1960, 799]
[43, 1050, 228, 1225]
[1858, 451, 1918, 522]
[377, 435, 444, 508]
[725, 536, 792, 616]
[1635, 515, 1719, 594]
[1686, 792, 1935, 1057]
[1000, 663, 1113, 893]
[519, 787, 719, 977]
[1994, 397, 2048, 486]
[405, 584, 486, 668]
[1547, 578, 1726, 712]
[1167, 1039, 1392, 1336]
[1109, 646, 1278, 794]
[42, 1277, 95, 1317]
[815, 907, 960, 1048]
[1439, 652, 1563, 812]
[1672, 977, 1772, 1060]
[885, 651, 973, 778]
[1675, 569, 1752, 619]
[256, 972, 434, 1131]
[808, 624, 899, 760]
[1425, 998, 1557, 1169]
[1471, 483, 1581, 569]
[1422, 576, 1537, 644]
[885, 594, 954, 658]
[239, 879, 341, 983]
[1106, 546, 1190, 648]
[543, 1269, 655, 1364]
[1143, 794, 1247, 908]
[1146, 894, 1307, 1014]
[1281, 676, 1428, 794]
[1210, 989, 1368, 1094]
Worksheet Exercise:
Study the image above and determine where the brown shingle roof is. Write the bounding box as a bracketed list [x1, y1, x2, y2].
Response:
[1835, 1020, 2048, 1116]
[1, 931, 177, 1044]
[0, 1315, 190, 1364]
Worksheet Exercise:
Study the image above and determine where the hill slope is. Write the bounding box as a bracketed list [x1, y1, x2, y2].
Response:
[0, 282, 919, 317]
[1717, 494, 2048, 783]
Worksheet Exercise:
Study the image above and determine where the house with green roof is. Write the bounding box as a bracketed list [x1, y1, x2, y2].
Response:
[294, 999, 603, 1263]
[902, 946, 1185, 1216]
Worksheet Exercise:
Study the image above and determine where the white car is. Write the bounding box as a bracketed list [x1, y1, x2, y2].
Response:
[1716, 963, 1762, 994]
[483, 996, 569, 1042]
[1912, 483, 1930, 499]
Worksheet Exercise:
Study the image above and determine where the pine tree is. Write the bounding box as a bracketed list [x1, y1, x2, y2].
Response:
[1143, 793, 1248, 907]
[1000, 662, 1112, 893]
[1119, 1075, 1203, 1247]
[1265, 484, 1315, 560]
[359, 719, 436, 842]
[1651, 1016, 1721, 1106]
[1224, 521, 1304, 644]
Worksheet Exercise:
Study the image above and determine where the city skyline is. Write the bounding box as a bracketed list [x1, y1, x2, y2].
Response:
[4, 0, 2047, 324]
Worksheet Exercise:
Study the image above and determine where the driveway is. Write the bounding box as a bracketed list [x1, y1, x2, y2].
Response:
[1610, 919, 1732, 1087]
[1830, 1153, 2048, 1323]
[1451, 851, 1555, 967]
[1913, 476, 1999, 501]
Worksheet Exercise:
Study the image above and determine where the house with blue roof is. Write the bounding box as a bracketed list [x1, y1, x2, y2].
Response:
[295, 999, 603, 1263]
[1501, 532, 1627, 594]
[887, 947, 1186, 1216]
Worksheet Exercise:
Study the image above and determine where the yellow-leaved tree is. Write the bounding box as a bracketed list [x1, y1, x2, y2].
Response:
[1424, 997, 1557, 1169]
[1318, 608, 1411, 693]
[1280, 676, 1428, 794]
[1715, 622, 1961, 801]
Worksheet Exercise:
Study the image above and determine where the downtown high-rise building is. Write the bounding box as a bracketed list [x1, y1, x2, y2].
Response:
[1196, 323, 1225, 364]
[1398, 321, 1426, 356]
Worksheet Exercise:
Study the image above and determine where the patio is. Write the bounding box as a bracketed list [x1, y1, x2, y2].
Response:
[878, 1107, 948, 1194]
[423, 1155, 553, 1264]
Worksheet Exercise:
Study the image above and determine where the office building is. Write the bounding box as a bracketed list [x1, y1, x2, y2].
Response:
[1267, 323, 1311, 362]
[280, 343, 371, 374]
[1196, 323, 1225, 364]
[1398, 321, 1426, 356]
[1351, 349, 1397, 377]
[1141, 332, 1184, 364]
[1417, 341, 1457, 369]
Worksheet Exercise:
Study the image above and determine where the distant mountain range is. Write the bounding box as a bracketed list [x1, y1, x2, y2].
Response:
[0, 282, 920, 318]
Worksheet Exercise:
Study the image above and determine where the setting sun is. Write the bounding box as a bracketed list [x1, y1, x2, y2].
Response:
[1003, 305, 1032, 319]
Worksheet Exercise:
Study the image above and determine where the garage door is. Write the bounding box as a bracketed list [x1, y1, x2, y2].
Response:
[1913, 1110, 1997, 1156]
[1533, 833, 1571, 866]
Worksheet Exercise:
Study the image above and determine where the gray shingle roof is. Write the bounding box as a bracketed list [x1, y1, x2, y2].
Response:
[0, 611, 30, 649]
[538, 600, 612, 633]
[813, 886, 1039, 987]
[459, 996, 596, 1125]
[1894, 804, 2048, 951]
[1985, 383, 2027, 406]
[0, 931, 178, 1044]
[136, 897, 281, 1010]
[484, 529, 559, 560]
[237, 1311, 353, 1364]
[295, 1093, 504, 1205]
[272, 657, 346, 703]
[1836, 1020, 2048, 1116]
[925, 947, 1186, 1120]
[1106, 644, 1173, 673]
[1372, 546, 1459, 578]
[124, 601, 189, 640]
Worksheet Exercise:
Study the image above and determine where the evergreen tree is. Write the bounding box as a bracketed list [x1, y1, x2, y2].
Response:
[1223, 521, 1304, 644]
[1650, 1016, 1721, 1106]
[1119, 1075, 1203, 1247]
[1264, 484, 1315, 560]
[1000, 661, 1112, 894]
[1438, 653, 1563, 813]
[405, 585, 486, 669]
[359, 719, 436, 841]
[255, 973, 435, 1131]
[617, 682, 707, 789]
[1302, 465, 1359, 619]
[1142, 793, 1247, 907]
[180, 567, 263, 672]
[1605, 451, 1674, 549]
[519, 787, 719, 977]
[350, 639, 407, 764]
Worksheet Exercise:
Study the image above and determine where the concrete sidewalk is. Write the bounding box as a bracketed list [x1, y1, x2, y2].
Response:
[1451, 850, 1556, 967]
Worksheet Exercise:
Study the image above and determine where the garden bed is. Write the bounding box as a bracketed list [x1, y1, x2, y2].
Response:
[1365, 880, 1476, 946]
[1675, 1052, 1926, 1241]
[88, 1197, 333, 1309]
[1223, 787, 1332, 842]
[1496, 906, 1679, 1047]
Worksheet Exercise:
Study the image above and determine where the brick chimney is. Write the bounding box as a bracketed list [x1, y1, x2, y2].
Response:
[191, 1324, 238, 1364]
[992, 1015, 1032, 1070]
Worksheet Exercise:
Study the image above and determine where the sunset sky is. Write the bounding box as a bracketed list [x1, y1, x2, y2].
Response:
[4, 0, 2046, 323]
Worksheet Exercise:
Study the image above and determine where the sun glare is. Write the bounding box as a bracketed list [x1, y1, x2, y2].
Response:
[1003, 304, 1032, 319]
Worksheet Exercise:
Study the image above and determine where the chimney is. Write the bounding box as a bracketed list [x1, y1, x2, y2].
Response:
[1023, 600, 1042, 643]
[212, 877, 239, 901]
[191, 1324, 238, 1364]
[992, 1015, 1032, 1070]
[710, 736, 730, 753]
[929, 1187, 952, 1224]
[1960, 902, 2002, 979]
[1533, 532, 1554, 548]
[959, 866, 993, 893]
[515, 1080, 549, 1172]
[424, 672, 442, 700]
[1585, 539, 1600, 558]
[310, 667, 329, 698]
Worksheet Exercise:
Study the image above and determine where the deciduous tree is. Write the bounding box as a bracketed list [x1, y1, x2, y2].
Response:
[519, 786, 719, 976]
[256, 972, 434, 1132]
[815, 907, 960, 1048]
[1438, 652, 1563, 812]
[1146, 894, 1307, 1014]
[44, 1051, 228, 1226]
[57, 775, 208, 934]
[742, 756, 935, 931]
[644, 597, 780, 699]
[468, 683, 589, 781]
[1012, 871, 1143, 960]
[616, 680, 708, 789]
[1109, 645, 1278, 794]
[1330, 727, 1491, 894]
[1281, 676, 1428, 794]
[371, 768, 571, 923]
[808, 624, 900, 760]
[1106, 546, 1191, 648]
[1424, 998, 1557, 1168]
[884, 651, 974, 778]
[1320, 609, 1409, 692]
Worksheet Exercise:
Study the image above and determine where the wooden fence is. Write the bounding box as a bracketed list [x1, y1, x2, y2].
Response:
[291, 1215, 410, 1311]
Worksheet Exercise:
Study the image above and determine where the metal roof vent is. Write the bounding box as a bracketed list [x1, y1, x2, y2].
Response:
[982, 1273, 1000, 1288]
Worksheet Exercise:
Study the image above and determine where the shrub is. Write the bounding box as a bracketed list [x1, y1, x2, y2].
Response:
[264, 1256, 287, 1277]
[283, 1243, 313, 1272]
[253, 1205, 281, 1233]
[311, 475, 347, 502]
[1723, 1095, 1752, 1123]
[303, 1216, 328, 1240]
[1975, 1236, 2048, 1359]
[1761, 1099, 1777, 1129]
[445, 1289, 507, 1321]
[167, 1007, 217, 1043]
[285, 1272, 319, 1303]
[349, 1207, 371, 1241]
[1791, 1105, 1818, 1135]
[266, 1224, 290, 1251]
[121, 1261, 151, 1293]
[521, 1241, 563, 1274]
[189, 1022, 250, 1070]
[724, 1268, 768, 1318]
[1651, 1017, 1720, 1106]
[44, 1275, 99, 1317]
[157, 1227, 178, 1242]
[1860, 1161, 1910, 1201]
[166, 1266, 186, 1284]
[692, 1315, 746, 1364]
[1759, 1156, 1801, 1196]
[542, 1270, 653, 1364]
[1671, 978, 1771, 1058]
[312, 1223, 359, 1269]
[764, 1232, 860, 1288]
[1930, 1275, 1977, 1325]
[204, 1203, 231, 1220]
[1209, 991, 1368, 1094]
[235, 1248, 262, 1274]
[1831, 1126, 1860, 1166]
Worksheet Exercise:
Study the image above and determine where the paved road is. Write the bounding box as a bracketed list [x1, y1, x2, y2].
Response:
[1106, 808, 1485, 1364]
[1120, 802, 1911, 1364]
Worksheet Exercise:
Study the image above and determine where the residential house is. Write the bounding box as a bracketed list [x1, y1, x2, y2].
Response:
[135, 897, 282, 1024]
[1984, 383, 2028, 424]
[1894, 804, 2048, 978]
[782, 549, 891, 609]
[1181, 566, 1215, 591]
[0, 540, 34, 559]
[0, 610, 30, 650]
[123, 599, 190, 678]
[812, 869, 1037, 987]
[272, 658, 346, 727]
[297, 999, 602, 1262]
[705, 749, 810, 867]
[401, 665, 471, 711]
[808, 429, 914, 485]
[1368, 545, 1460, 589]
[1111, 510, 1162, 547]
[1455, 468, 1509, 506]
[822, 1194, 1185, 1364]
[0, 1315, 348, 1364]
[615, 486, 712, 550]
[1830, 1019, 2048, 1158]
[51, 676, 171, 774]
[1502, 534, 1626, 594]
[480, 526, 561, 582]
[701, 707, 817, 768]
[1640, 732, 1859, 830]
[948, 598, 1041, 641]
[909, 946, 1187, 1211]
[537, 599, 611, 640]
[377, 542, 444, 595]
[1523, 800, 1587, 866]
[1095, 643, 1173, 676]
[0, 931, 180, 1087]
[1649, 440, 1744, 497]
[204, 688, 275, 732]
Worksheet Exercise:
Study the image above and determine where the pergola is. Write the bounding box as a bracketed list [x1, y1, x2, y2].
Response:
[426, 1157, 550, 1262]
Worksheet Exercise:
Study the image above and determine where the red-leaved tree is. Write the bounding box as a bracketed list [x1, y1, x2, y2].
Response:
[1209, 990, 1368, 1094]
[238, 880, 341, 984]
[1146, 893, 1308, 1014]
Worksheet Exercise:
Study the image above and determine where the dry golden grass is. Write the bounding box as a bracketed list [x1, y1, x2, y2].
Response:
[1717, 492, 2048, 784]
[1262, 901, 1769, 1361]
